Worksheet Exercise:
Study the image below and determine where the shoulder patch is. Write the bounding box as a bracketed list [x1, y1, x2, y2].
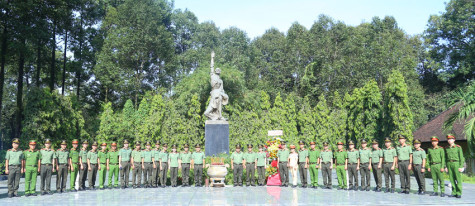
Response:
[7, 149, 11, 151]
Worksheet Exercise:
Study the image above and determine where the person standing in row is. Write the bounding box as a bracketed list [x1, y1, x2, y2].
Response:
[40, 139, 55, 195]
[288, 145, 299, 188]
[191, 144, 205, 187]
[371, 140, 383, 192]
[412, 139, 426, 195]
[24, 140, 40, 196]
[107, 141, 120, 189]
[382, 138, 397, 193]
[169, 144, 180, 187]
[119, 140, 132, 189]
[334, 141, 347, 190]
[5, 138, 24, 198]
[256, 145, 267, 186]
[69, 139, 80, 192]
[98, 143, 108, 189]
[159, 143, 169, 188]
[131, 141, 142, 189]
[445, 134, 464, 198]
[152, 141, 161, 188]
[347, 140, 359, 191]
[427, 136, 445, 197]
[244, 144, 256, 186]
[142, 142, 154, 188]
[298, 141, 309, 188]
[359, 139, 371, 191]
[308, 141, 320, 189]
[231, 144, 244, 187]
[78, 140, 89, 191]
[87, 141, 99, 190]
[277, 141, 290, 187]
[180, 144, 192, 187]
[56, 140, 69, 193]
[397, 135, 412, 194]
[320, 142, 333, 189]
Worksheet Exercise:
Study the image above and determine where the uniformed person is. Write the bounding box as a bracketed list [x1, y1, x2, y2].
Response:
[131, 141, 143, 188]
[308, 141, 320, 189]
[371, 140, 383, 192]
[359, 139, 372, 191]
[119, 139, 132, 189]
[152, 140, 161, 187]
[5, 138, 24, 198]
[56, 140, 69, 193]
[396, 135, 412, 194]
[427, 136, 445, 197]
[98, 142, 108, 189]
[347, 140, 359, 190]
[243, 144, 257, 186]
[78, 140, 89, 191]
[142, 141, 154, 188]
[87, 141, 99, 190]
[191, 144, 205, 187]
[230, 144, 244, 186]
[159, 143, 169, 188]
[382, 137, 397, 193]
[169, 144, 180, 187]
[40, 139, 55, 195]
[277, 141, 290, 187]
[180, 144, 192, 187]
[320, 142, 333, 189]
[256, 145, 267, 186]
[445, 134, 464, 198]
[298, 141, 309, 188]
[23, 140, 40, 196]
[412, 139, 426, 195]
[107, 141, 120, 189]
[334, 141, 348, 190]
[69, 139, 80, 192]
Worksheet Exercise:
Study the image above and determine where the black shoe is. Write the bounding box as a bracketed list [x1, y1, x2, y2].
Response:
[41, 192, 46, 195]
[431, 192, 439, 196]
[8, 194, 13, 198]
[399, 190, 405, 194]
[31, 193, 37, 196]
[376, 188, 381, 192]
[419, 191, 425, 195]
[47, 191, 53, 195]
[25, 193, 30, 197]
[440, 193, 445, 197]
[252, 184, 256, 187]
[448, 194, 456, 197]
[161, 185, 166, 188]
[133, 186, 136, 189]
[456, 195, 461, 198]
[246, 184, 250, 187]
[239, 184, 243, 187]
[121, 186, 125, 189]
[291, 185, 296, 188]
[405, 191, 410, 194]
[391, 189, 395, 193]
[338, 187, 342, 190]
[72, 189, 77, 192]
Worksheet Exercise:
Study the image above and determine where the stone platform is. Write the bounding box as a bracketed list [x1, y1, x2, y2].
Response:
[205, 120, 229, 156]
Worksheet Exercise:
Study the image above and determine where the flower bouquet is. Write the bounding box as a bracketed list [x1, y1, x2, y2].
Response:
[265, 137, 282, 186]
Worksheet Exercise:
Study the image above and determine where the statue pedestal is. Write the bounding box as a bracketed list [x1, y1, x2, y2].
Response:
[205, 120, 229, 156]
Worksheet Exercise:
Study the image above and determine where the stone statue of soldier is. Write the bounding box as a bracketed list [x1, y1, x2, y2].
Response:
[204, 51, 229, 121]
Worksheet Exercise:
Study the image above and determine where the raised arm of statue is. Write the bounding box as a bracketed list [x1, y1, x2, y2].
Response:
[210, 51, 215, 74]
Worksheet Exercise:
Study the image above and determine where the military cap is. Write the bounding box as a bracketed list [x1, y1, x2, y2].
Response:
[236, 144, 242, 149]
[91, 141, 98, 146]
[281, 141, 286, 144]
[82, 140, 89, 144]
[101, 142, 107, 146]
[111, 141, 117, 146]
[72, 139, 79, 144]
[431, 136, 439, 142]
[309, 141, 316, 145]
[172, 144, 177, 149]
[12, 138, 20, 144]
[384, 137, 391, 143]
[195, 144, 201, 148]
[371, 139, 379, 144]
[123, 139, 129, 144]
[184, 143, 189, 148]
[155, 140, 160, 145]
[348, 140, 355, 145]
[135, 141, 141, 146]
[29, 140, 37, 145]
[447, 134, 455, 140]
[337, 141, 344, 145]
[323, 142, 329, 146]
[45, 139, 52, 144]
[361, 139, 367, 144]
[61, 140, 68, 145]
[413, 139, 421, 144]
[398, 135, 406, 139]
[247, 144, 253, 148]
[258, 144, 264, 149]
[146, 141, 151, 146]
[289, 145, 296, 149]
[162, 143, 168, 147]
[298, 140, 305, 145]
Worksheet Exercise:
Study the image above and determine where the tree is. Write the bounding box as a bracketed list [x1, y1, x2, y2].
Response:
[298, 96, 317, 141]
[119, 99, 136, 141]
[97, 102, 116, 142]
[328, 91, 348, 150]
[315, 94, 331, 145]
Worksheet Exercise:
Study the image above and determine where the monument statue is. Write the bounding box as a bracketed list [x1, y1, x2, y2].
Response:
[204, 51, 229, 121]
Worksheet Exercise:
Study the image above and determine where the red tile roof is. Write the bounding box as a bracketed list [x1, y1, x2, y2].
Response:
[413, 104, 467, 142]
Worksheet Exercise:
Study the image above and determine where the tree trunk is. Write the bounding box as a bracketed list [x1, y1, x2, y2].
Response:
[50, 18, 56, 92]
[36, 39, 41, 86]
[62, 30, 67, 95]
[16, 38, 25, 138]
[0, 23, 7, 136]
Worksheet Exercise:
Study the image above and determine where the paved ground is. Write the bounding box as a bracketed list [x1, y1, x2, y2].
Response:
[1, 170, 474, 205]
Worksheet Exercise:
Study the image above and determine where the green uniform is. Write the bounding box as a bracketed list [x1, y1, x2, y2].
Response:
[256, 152, 266, 185]
[79, 148, 89, 190]
[6, 149, 23, 196]
[244, 152, 257, 186]
[40, 148, 55, 193]
[98, 150, 107, 188]
[383, 147, 397, 191]
[359, 148, 372, 190]
[371, 148, 383, 190]
[308, 149, 320, 187]
[87, 150, 98, 188]
[152, 149, 161, 187]
[142, 149, 153, 187]
[347, 149, 359, 189]
[192, 152, 205, 186]
[107, 150, 120, 187]
[334, 150, 347, 189]
[131, 149, 142, 187]
[119, 148, 132, 188]
[180, 152, 192, 186]
[231, 151, 244, 185]
[169, 152, 179, 187]
[412, 148, 426, 193]
[427, 146, 445, 193]
[69, 148, 80, 190]
[320, 149, 333, 188]
[159, 151, 168, 187]
[24, 149, 40, 195]
[445, 144, 464, 196]
[277, 149, 290, 186]
[298, 149, 309, 187]
[396, 145, 412, 192]
[56, 149, 69, 192]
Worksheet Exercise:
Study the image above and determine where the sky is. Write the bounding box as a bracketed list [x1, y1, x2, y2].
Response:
[173, 0, 448, 39]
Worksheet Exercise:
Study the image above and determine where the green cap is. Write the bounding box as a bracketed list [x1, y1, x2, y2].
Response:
[29, 140, 37, 145]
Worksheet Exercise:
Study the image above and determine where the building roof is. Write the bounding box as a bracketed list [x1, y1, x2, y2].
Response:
[413, 104, 467, 142]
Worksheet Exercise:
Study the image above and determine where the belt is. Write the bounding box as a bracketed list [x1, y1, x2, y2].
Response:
[361, 162, 369, 164]
[348, 163, 357, 165]
[279, 161, 287, 163]
[58, 163, 68, 166]
[9, 165, 20, 167]
[246, 162, 255, 164]
[182, 163, 190, 165]
[413, 164, 421, 166]
[309, 162, 317, 164]
[448, 160, 459, 162]
[398, 160, 409, 163]
[144, 162, 152, 164]
[194, 164, 203, 165]
[41, 164, 52, 166]
[109, 163, 119, 165]
[372, 162, 380, 164]
[121, 161, 130, 163]
[383, 162, 393, 164]
[90, 163, 97, 166]
[431, 162, 441, 165]
[233, 163, 242, 165]
[322, 162, 331, 164]
[27, 165, 37, 167]
[134, 162, 141, 164]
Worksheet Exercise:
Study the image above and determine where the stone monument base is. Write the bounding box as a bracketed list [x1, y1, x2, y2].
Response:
[205, 120, 229, 156]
